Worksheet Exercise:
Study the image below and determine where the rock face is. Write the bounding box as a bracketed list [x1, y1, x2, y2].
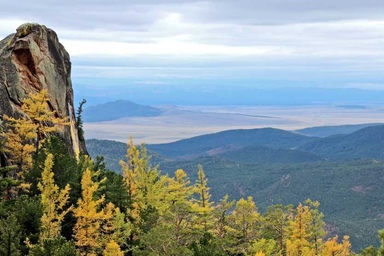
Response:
[0, 23, 87, 156]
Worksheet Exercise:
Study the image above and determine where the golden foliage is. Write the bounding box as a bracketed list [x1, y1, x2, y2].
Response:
[102, 240, 124, 256]
[73, 168, 116, 255]
[38, 153, 72, 240]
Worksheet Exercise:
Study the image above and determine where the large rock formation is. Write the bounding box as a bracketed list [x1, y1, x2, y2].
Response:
[0, 23, 87, 157]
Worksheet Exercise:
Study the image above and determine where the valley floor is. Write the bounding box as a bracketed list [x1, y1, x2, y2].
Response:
[84, 104, 384, 143]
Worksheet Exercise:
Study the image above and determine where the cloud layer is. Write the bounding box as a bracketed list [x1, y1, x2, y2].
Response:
[1, 0, 384, 103]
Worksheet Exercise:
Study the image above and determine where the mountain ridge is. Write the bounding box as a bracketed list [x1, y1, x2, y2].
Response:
[147, 127, 317, 159]
[299, 125, 384, 160]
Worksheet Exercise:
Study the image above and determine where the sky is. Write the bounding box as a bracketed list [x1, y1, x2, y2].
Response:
[1, 0, 384, 105]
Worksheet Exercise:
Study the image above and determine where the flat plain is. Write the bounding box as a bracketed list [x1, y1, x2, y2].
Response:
[84, 104, 384, 144]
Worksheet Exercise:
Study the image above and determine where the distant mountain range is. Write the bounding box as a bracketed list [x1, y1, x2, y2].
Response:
[87, 123, 384, 171]
[299, 125, 384, 160]
[295, 123, 383, 137]
[82, 100, 162, 122]
[86, 123, 384, 250]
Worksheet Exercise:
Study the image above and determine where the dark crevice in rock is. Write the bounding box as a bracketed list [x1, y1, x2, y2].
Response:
[13, 48, 37, 77]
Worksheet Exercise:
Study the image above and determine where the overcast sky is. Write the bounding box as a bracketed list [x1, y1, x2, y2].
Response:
[1, 0, 384, 104]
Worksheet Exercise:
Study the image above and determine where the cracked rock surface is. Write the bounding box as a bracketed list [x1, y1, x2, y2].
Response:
[0, 23, 87, 156]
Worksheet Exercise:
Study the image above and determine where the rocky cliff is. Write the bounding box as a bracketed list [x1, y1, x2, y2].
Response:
[0, 23, 87, 157]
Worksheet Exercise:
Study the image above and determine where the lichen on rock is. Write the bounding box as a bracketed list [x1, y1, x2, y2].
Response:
[16, 23, 41, 38]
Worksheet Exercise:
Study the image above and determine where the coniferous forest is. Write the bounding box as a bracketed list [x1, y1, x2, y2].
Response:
[2, 91, 384, 255]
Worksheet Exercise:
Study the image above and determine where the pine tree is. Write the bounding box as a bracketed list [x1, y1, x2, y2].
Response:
[263, 204, 293, 255]
[76, 99, 86, 143]
[38, 153, 72, 240]
[0, 215, 21, 256]
[305, 199, 325, 255]
[251, 238, 279, 256]
[0, 165, 21, 201]
[379, 229, 384, 256]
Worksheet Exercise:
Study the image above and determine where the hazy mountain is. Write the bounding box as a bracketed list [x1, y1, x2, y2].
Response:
[296, 123, 383, 137]
[83, 100, 163, 122]
[299, 125, 384, 160]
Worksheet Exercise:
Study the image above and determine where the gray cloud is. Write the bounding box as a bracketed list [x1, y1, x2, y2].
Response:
[186, 0, 384, 25]
[1, 0, 384, 95]
[1, 0, 384, 31]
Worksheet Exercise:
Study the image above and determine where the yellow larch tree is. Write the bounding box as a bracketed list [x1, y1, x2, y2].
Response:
[165, 169, 196, 245]
[212, 194, 235, 250]
[103, 240, 124, 256]
[322, 235, 351, 256]
[119, 136, 165, 241]
[20, 89, 69, 154]
[255, 251, 266, 256]
[192, 164, 214, 231]
[228, 196, 260, 255]
[2, 114, 36, 173]
[38, 153, 72, 241]
[3, 89, 69, 174]
[4, 89, 69, 166]
[119, 137, 146, 224]
[286, 203, 314, 256]
[73, 168, 118, 255]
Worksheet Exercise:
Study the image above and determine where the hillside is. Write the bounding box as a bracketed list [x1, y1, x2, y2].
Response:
[299, 125, 384, 160]
[219, 145, 325, 164]
[86, 125, 384, 250]
[158, 157, 384, 250]
[83, 100, 163, 122]
[147, 127, 317, 159]
[295, 123, 383, 137]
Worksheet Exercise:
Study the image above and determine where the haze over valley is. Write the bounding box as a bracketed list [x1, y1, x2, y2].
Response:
[83, 100, 384, 143]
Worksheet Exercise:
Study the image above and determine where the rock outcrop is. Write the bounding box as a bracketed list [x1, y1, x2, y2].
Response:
[0, 23, 87, 157]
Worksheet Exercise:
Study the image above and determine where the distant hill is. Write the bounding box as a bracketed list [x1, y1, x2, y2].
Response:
[83, 100, 163, 122]
[296, 123, 383, 137]
[86, 139, 171, 172]
[299, 125, 384, 160]
[219, 145, 325, 164]
[147, 128, 317, 159]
